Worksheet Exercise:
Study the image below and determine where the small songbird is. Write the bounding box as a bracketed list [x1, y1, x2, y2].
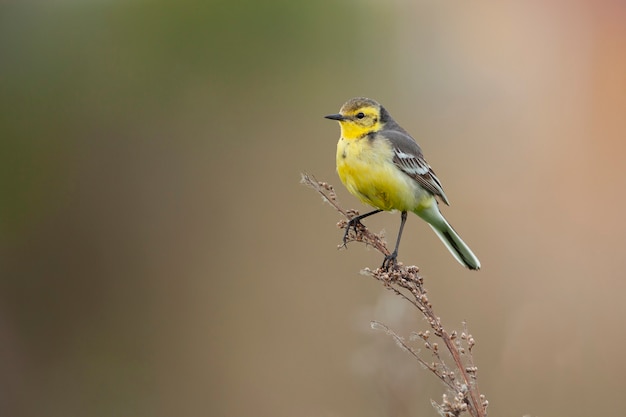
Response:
[325, 97, 480, 270]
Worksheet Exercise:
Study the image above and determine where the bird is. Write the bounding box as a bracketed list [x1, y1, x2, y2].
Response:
[325, 97, 480, 270]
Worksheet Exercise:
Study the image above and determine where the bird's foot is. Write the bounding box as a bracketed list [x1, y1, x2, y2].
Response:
[341, 217, 363, 247]
[381, 251, 399, 270]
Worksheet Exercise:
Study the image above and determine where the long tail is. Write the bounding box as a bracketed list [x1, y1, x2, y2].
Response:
[415, 205, 481, 270]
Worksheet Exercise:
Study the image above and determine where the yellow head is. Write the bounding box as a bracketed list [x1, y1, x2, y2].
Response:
[325, 97, 386, 139]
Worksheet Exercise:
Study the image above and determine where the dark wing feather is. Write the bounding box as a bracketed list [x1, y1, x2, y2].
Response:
[379, 130, 450, 205]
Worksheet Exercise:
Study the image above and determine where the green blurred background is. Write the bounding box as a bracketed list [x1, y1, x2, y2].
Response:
[2, 0, 626, 416]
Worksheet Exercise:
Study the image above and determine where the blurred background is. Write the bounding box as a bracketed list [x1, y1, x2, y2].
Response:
[1, 0, 626, 416]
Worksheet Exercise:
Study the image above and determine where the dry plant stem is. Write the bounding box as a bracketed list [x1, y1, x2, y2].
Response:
[367, 268, 486, 417]
[371, 321, 452, 388]
[302, 173, 488, 417]
[301, 173, 390, 256]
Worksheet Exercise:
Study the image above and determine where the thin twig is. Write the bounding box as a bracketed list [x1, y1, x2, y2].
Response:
[301, 173, 389, 256]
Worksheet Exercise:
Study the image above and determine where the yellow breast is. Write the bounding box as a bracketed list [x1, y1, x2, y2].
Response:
[336, 136, 431, 212]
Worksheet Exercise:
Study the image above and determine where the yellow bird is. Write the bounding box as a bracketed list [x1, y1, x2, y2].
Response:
[325, 97, 480, 270]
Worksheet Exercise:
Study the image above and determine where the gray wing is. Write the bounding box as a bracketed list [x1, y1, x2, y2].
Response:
[379, 130, 450, 205]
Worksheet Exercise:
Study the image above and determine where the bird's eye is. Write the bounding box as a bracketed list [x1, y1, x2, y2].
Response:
[356, 112, 365, 119]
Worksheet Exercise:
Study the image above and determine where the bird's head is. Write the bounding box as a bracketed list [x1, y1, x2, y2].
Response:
[325, 97, 386, 139]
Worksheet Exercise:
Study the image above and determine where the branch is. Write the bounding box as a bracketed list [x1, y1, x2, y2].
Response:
[302, 173, 488, 417]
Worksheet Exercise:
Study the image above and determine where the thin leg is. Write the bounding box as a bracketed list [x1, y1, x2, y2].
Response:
[342, 209, 383, 246]
[382, 211, 407, 269]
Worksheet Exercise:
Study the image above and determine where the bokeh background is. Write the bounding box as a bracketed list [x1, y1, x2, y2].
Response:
[2, 0, 626, 416]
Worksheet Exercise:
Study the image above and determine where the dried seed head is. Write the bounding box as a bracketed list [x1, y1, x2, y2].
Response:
[465, 366, 478, 374]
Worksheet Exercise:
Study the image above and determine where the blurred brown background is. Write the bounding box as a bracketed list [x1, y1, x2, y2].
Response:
[2, 1, 626, 416]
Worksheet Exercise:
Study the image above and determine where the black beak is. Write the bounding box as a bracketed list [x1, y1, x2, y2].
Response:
[324, 113, 345, 121]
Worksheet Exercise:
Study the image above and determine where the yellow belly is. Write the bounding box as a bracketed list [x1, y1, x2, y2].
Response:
[336, 136, 432, 212]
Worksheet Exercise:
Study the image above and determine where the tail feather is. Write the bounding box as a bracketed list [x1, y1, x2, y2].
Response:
[427, 223, 481, 270]
[416, 205, 481, 270]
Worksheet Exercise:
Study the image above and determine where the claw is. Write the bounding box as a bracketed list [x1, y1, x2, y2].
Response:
[381, 251, 399, 270]
[339, 209, 383, 249]
[342, 218, 362, 246]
